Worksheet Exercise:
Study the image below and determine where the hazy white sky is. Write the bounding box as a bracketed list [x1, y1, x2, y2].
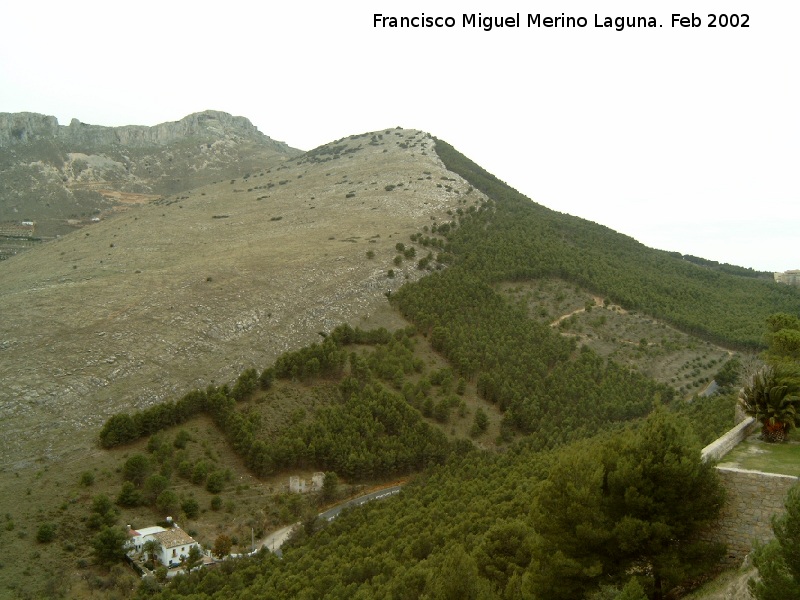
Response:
[1, 1, 797, 272]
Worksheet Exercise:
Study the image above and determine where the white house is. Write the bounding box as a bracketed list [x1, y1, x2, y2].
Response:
[152, 527, 201, 568]
[126, 522, 202, 568]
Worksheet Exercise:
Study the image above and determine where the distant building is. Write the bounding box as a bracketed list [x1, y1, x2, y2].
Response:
[289, 472, 326, 493]
[774, 270, 800, 286]
[289, 475, 306, 493]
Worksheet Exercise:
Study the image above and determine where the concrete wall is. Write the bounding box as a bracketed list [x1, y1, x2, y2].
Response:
[704, 467, 797, 561]
[701, 417, 757, 462]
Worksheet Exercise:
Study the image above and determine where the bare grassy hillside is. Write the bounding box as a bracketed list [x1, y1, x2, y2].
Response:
[0, 128, 479, 469]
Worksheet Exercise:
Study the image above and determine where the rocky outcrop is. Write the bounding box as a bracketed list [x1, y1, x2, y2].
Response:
[0, 110, 302, 241]
[0, 112, 61, 146]
[0, 110, 294, 152]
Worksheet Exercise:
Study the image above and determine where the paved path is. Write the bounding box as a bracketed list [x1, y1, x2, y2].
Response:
[253, 485, 403, 556]
[260, 523, 297, 555]
[319, 485, 402, 523]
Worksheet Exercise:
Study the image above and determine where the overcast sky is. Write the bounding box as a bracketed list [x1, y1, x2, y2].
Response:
[1, 1, 797, 272]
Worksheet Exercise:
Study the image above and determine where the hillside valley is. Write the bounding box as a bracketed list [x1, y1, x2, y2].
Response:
[1, 113, 799, 600]
[0, 123, 468, 469]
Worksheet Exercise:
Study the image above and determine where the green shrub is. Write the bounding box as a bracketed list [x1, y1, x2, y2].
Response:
[182, 497, 200, 520]
[36, 522, 56, 543]
[143, 475, 169, 504]
[116, 482, 142, 507]
[173, 430, 191, 449]
[156, 490, 179, 515]
[122, 454, 151, 486]
[470, 408, 489, 437]
[191, 461, 210, 485]
[206, 471, 226, 494]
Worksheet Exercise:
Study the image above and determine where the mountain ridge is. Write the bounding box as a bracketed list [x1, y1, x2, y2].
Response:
[0, 110, 302, 242]
[0, 109, 293, 150]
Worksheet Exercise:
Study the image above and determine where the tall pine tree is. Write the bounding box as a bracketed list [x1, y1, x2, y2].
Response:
[531, 408, 725, 600]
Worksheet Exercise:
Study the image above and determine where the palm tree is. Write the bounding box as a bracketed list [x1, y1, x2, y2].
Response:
[141, 539, 163, 569]
[740, 366, 800, 442]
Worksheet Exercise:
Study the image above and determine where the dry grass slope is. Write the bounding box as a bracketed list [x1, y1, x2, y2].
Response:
[0, 128, 480, 470]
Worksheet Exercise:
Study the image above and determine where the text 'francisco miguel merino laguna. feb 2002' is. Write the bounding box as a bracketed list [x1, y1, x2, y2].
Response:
[373, 13, 749, 31]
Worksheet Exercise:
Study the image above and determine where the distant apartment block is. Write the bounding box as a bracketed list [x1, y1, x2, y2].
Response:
[0, 221, 35, 236]
[774, 270, 800, 286]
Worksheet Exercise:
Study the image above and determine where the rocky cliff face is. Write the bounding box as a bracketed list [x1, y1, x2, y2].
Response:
[0, 112, 60, 146]
[0, 111, 301, 241]
[0, 110, 293, 151]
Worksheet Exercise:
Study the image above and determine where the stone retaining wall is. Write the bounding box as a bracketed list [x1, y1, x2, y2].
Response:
[704, 467, 797, 561]
[700, 417, 798, 562]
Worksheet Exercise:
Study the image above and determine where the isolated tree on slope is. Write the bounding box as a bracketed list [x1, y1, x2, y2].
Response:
[212, 534, 232, 559]
[531, 408, 725, 600]
[92, 526, 128, 568]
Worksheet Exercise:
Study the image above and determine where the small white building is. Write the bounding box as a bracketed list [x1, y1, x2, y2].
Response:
[311, 472, 325, 491]
[289, 475, 306, 493]
[289, 472, 326, 493]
